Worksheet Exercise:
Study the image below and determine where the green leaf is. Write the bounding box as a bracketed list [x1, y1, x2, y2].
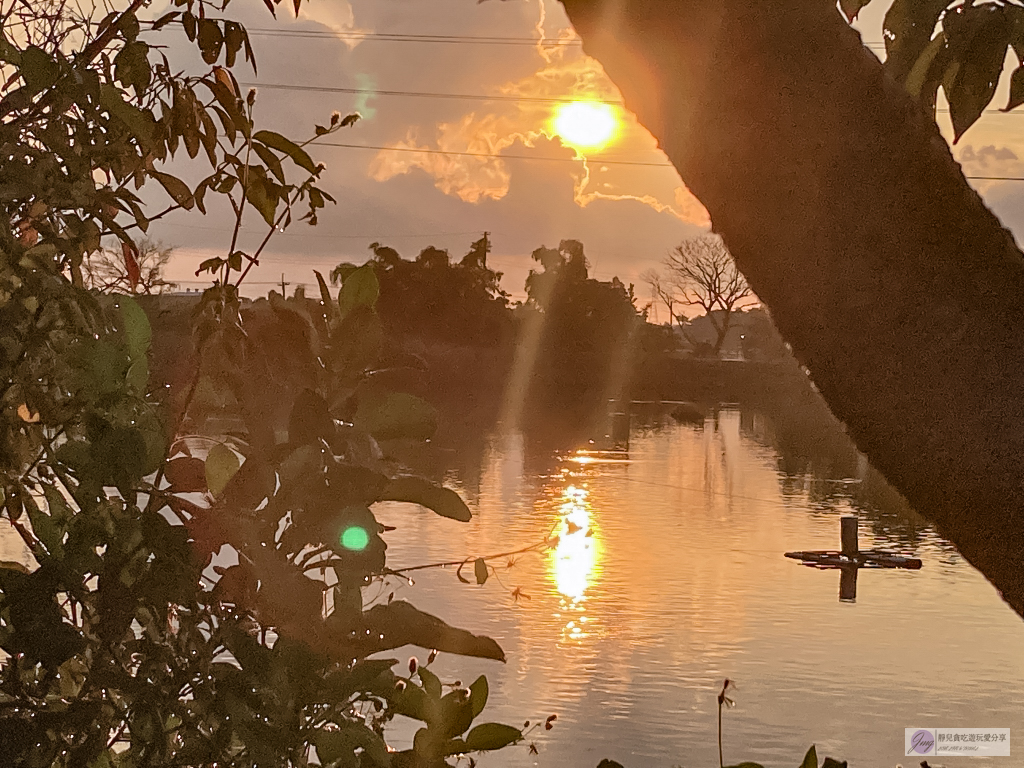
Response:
[150, 170, 194, 210]
[115, 296, 151, 362]
[312, 725, 388, 767]
[352, 600, 505, 661]
[126, 359, 148, 395]
[337, 263, 379, 318]
[41, 484, 71, 529]
[379, 476, 471, 522]
[205, 444, 240, 497]
[474, 557, 488, 585]
[197, 19, 224, 65]
[253, 129, 316, 173]
[150, 11, 180, 31]
[314, 270, 335, 322]
[24, 491, 61, 556]
[882, 0, 951, 84]
[944, 4, 1012, 141]
[463, 723, 521, 752]
[904, 31, 947, 100]
[799, 745, 818, 768]
[330, 261, 359, 286]
[165, 457, 207, 493]
[99, 84, 156, 142]
[252, 141, 285, 183]
[223, 21, 246, 68]
[468, 675, 488, 719]
[197, 256, 224, 274]
[245, 173, 278, 227]
[0, 561, 29, 574]
[354, 392, 437, 442]
[419, 666, 442, 699]
[182, 11, 197, 40]
[21, 46, 59, 92]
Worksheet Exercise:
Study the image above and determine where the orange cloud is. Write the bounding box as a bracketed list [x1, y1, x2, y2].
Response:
[367, 10, 702, 223]
[369, 113, 547, 203]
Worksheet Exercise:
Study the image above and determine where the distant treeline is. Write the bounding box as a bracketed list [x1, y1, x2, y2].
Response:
[346, 235, 795, 408]
[143, 235, 800, 438]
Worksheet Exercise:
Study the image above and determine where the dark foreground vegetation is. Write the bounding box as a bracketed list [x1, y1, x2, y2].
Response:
[4, 0, 1002, 762]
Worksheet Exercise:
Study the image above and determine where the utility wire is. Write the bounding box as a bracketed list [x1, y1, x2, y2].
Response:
[317, 140, 674, 167]
[242, 29, 583, 46]
[239, 81, 623, 106]
[139, 20, 582, 46]
[312, 141, 1024, 180]
[166, 221, 494, 239]
[239, 81, 1024, 121]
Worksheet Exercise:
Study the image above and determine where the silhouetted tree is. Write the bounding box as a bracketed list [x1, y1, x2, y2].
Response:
[336, 235, 511, 347]
[662, 235, 754, 357]
[83, 238, 177, 294]
[522, 239, 640, 413]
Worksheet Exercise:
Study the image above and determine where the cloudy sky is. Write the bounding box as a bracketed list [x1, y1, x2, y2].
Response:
[150, 0, 1024, 304]
[150, 0, 708, 303]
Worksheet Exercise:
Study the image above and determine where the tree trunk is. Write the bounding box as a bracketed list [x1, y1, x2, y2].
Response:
[713, 310, 732, 358]
[559, 0, 1024, 617]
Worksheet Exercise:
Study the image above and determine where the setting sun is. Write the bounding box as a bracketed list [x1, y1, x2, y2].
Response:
[552, 101, 619, 150]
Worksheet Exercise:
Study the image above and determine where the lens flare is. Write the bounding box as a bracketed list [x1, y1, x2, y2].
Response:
[551, 101, 618, 150]
[341, 526, 369, 551]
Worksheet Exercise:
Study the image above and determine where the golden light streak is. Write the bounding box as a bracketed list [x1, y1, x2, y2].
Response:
[551, 485, 598, 603]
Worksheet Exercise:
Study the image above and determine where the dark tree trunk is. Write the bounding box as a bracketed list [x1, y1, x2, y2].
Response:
[713, 310, 732, 358]
[559, 0, 1024, 617]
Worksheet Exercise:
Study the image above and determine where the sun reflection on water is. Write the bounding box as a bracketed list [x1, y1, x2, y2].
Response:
[550, 483, 600, 641]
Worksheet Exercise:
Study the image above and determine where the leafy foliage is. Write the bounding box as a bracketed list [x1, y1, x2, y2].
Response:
[522, 239, 641, 413]
[843, 0, 1024, 141]
[722, 744, 847, 768]
[347, 235, 513, 347]
[0, 1, 523, 766]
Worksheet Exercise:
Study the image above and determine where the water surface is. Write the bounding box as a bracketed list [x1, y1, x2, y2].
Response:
[373, 406, 1024, 768]
[2, 406, 1020, 768]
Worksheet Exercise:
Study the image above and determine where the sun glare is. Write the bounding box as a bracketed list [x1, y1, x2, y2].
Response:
[552, 101, 618, 150]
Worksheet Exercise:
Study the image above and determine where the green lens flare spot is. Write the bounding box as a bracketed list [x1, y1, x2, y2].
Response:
[341, 525, 369, 551]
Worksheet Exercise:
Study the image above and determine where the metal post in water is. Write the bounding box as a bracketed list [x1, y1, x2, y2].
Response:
[841, 515, 859, 559]
[839, 565, 858, 602]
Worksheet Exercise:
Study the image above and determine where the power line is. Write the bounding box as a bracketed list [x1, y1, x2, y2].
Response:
[165, 221, 492, 239]
[243, 29, 583, 47]
[239, 81, 622, 106]
[317, 140, 675, 168]
[239, 80, 1024, 123]
[140, 20, 582, 46]
[313, 141, 1024, 180]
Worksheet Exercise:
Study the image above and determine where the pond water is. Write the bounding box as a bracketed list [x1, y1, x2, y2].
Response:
[2, 404, 1021, 768]
[372, 405, 1024, 768]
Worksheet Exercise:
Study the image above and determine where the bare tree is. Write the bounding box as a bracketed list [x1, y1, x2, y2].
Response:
[640, 267, 681, 327]
[84, 238, 177, 294]
[665, 234, 754, 356]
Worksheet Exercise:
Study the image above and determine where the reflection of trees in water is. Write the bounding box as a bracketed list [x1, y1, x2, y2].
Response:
[401, 375, 943, 553]
[738, 387, 932, 549]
